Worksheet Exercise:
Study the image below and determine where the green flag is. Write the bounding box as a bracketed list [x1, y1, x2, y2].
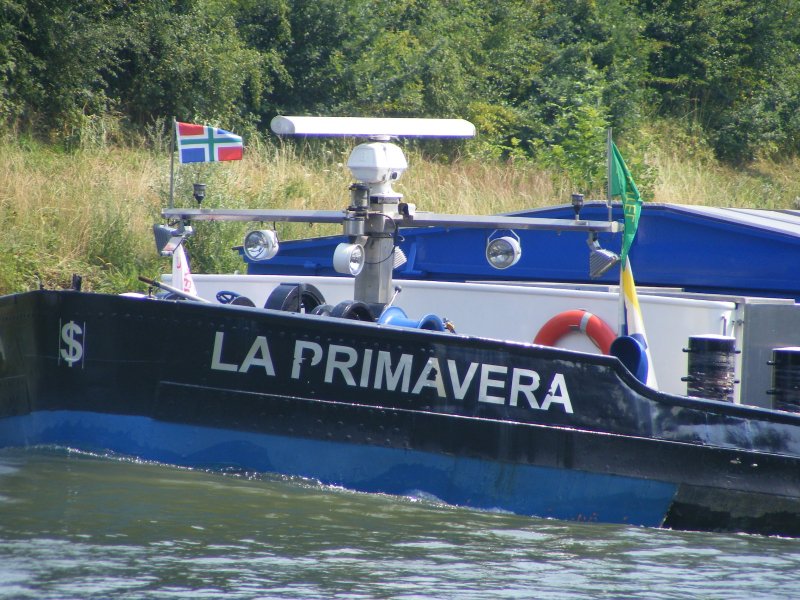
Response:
[610, 142, 641, 263]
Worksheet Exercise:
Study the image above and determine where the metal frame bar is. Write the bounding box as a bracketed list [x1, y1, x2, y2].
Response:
[162, 208, 621, 233]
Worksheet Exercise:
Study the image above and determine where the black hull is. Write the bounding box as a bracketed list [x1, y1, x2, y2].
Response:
[3, 290, 800, 536]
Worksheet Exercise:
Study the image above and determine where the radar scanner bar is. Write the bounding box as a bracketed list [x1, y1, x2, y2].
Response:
[270, 116, 476, 138]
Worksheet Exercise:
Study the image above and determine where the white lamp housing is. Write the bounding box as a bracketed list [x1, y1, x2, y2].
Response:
[347, 142, 407, 199]
[486, 235, 522, 270]
[333, 242, 365, 276]
[243, 230, 279, 261]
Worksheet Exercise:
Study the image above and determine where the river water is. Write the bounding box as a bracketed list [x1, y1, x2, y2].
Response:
[0, 447, 798, 599]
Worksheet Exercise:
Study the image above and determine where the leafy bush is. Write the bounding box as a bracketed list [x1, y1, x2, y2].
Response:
[1, 0, 799, 165]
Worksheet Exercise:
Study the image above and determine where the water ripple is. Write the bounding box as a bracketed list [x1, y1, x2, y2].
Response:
[1, 447, 799, 599]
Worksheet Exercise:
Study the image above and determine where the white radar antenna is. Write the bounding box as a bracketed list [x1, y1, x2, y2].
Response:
[269, 116, 476, 304]
[271, 116, 475, 200]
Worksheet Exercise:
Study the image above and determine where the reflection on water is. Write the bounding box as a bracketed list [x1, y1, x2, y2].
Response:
[1, 447, 799, 599]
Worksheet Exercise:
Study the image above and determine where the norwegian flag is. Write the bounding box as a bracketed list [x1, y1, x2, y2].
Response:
[176, 122, 243, 163]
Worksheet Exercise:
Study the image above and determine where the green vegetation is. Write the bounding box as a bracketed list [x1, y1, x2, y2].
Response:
[4, 0, 800, 164]
[1, 0, 800, 293]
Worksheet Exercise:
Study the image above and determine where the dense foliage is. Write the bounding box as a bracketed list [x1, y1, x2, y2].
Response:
[2, 0, 799, 171]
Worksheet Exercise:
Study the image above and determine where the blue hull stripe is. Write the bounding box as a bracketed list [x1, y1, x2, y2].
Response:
[1, 411, 677, 527]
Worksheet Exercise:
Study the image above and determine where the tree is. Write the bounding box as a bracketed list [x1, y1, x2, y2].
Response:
[638, 0, 800, 161]
[4, 0, 128, 137]
[111, 1, 268, 132]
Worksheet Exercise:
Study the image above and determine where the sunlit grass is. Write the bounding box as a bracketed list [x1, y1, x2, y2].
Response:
[651, 150, 800, 208]
[2, 126, 799, 295]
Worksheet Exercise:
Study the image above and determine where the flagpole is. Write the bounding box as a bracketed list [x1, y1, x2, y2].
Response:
[169, 118, 176, 210]
[606, 128, 612, 221]
[610, 130, 626, 337]
[618, 261, 627, 336]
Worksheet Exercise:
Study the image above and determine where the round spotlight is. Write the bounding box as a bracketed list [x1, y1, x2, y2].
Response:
[333, 243, 365, 276]
[486, 236, 522, 270]
[243, 230, 279, 261]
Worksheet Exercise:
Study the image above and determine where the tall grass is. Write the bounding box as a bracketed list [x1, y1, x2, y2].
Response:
[0, 138, 165, 293]
[2, 123, 799, 295]
[652, 151, 800, 209]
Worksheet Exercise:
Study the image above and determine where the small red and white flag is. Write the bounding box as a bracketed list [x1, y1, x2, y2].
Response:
[172, 244, 198, 297]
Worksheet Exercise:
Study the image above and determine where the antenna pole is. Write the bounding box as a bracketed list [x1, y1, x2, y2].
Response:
[169, 118, 176, 210]
[606, 127, 612, 222]
[610, 128, 626, 336]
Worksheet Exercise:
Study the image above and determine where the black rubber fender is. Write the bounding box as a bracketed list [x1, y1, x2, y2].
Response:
[330, 300, 375, 321]
[230, 296, 256, 307]
[265, 283, 326, 313]
[311, 304, 334, 317]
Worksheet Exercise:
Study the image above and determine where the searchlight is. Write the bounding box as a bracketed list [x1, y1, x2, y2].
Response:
[243, 230, 279, 261]
[153, 223, 192, 257]
[333, 243, 366, 276]
[486, 231, 522, 270]
[587, 233, 620, 279]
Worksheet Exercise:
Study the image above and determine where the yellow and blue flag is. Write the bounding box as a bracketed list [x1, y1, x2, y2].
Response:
[621, 259, 658, 388]
[611, 142, 658, 388]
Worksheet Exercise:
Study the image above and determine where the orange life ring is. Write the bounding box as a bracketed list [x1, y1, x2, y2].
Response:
[534, 309, 616, 354]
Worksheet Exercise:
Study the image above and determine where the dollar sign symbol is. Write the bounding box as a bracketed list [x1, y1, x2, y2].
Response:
[60, 321, 84, 367]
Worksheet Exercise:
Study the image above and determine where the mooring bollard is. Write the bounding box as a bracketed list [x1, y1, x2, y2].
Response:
[682, 335, 739, 402]
[767, 347, 800, 413]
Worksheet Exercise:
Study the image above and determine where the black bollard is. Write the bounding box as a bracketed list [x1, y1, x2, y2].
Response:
[682, 335, 739, 402]
[768, 347, 800, 413]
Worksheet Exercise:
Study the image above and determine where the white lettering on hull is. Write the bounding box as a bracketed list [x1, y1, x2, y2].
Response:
[212, 331, 276, 376]
[210, 332, 574, 413]
[292, 341, 323, 379]
[239, 336, 275, 375]
[411, 357, 446, 397]
[510, 368, 541, 409]
[211, 331, 237, 372]
[59, 320, 86, 368]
